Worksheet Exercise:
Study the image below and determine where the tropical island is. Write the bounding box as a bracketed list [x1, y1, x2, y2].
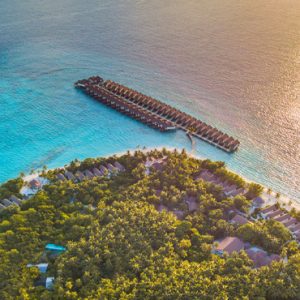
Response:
[0, 149, 299, 299]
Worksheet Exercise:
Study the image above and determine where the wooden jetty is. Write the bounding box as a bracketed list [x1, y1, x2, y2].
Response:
[75, 76, 240, 153]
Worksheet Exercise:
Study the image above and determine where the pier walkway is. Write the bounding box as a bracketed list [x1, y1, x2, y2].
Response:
[75, 76, 240, 153]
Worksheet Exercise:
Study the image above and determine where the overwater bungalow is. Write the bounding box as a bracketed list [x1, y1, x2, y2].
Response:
[195, 121, 205, 130]
[213, 132, 224, 141]
[178, 116, 189, 126]
[189, 118, 199, 127]
[199, 125, 212, 136]
[203, 126, 216, 137]
[198, 124, 209, 135]
[170, 112, 181, 121]
[218, 134, 229, 144]
[151, 103, 162, 112]
[226, 138, 236, 147]
[162, 107, 173, 117]
[230, 140, 240, 151]
[195, 126, 206, 135]
[209, 129, 220, 139]
[188, 119, 198, 128]
[223, 137, 235, 147]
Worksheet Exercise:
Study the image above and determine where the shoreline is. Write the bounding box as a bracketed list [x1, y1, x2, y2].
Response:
[21, 146, 300, 212]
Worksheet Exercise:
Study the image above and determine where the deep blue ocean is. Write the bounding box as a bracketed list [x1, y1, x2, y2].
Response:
[0, 0, 299, 200]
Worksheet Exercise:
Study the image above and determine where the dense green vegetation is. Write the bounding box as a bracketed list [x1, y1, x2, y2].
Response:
[0, 177, 23, 199]
[237, 219, 292, 254]
[0, 149, 299, 299]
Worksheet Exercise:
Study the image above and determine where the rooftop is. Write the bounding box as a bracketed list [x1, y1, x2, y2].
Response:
[230, 214, 249, 226]
[215, 237, 244, 254]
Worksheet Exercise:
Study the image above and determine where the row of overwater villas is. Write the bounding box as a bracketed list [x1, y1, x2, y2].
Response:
[75, 76, 240, 152]
[56, 161, 125, 182]
[83, 84, 175, 131]
[0, 195, 23, 211]
[103, 80, 240, 152]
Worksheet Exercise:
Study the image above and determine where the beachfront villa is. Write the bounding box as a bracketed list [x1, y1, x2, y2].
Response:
[213, 237, 281, 268]
[54, 161, 126, 183]
[0, 195, 23, 210]
[260, 205, 300, 243]
[213, 237, 245, 255]
[230, 214, 250, 226]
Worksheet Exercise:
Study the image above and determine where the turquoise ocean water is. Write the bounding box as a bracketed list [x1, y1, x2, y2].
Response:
[0, 0, 299, 200]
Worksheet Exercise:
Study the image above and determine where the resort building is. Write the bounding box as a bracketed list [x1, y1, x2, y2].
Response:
[259, 204, 300, 244]
[114, 161, 125, 172]
[92, 168, 103, 177]
[84, 170, 94, 179]
[261, 204, 278, 218]
[29, 179, 41, 190]
[65, 171, 75, 181]
[252, 197, 264, 208]
[230, 214, 249, 226]
[10, 195, 22, 205]
[75, 171, 85, 182]
[99, 165, 108, 175]
[213, 237, 245, 255]
[57, 173, 66, 181]
[2, 199, 14, 207]
[245, 247, 280, 268]
[266, 209, 285, 219]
